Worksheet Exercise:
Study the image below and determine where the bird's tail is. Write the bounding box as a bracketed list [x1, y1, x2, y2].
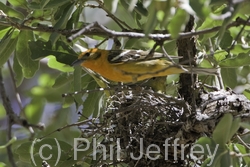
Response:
[184, 66, 220, 75]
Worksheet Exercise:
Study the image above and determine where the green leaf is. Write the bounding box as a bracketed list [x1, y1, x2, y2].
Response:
[195, 137, 218, 155]
[40, 0, 51, 9]
[62, 95, 74, 108]
[197, 16, 222, 42]
[29, 40, 77, 65]
[200, 158, 213, 167]
[213, 114, 233, 145]
[143, 4, 158, 36]
[195, 137, 226, 166]
[227, 118, 240, 141]
[235, 143, 250, 165]
[53, 73, 74, 88]
[15, 142, 33, 163]
[25, 98, 45, 124]
[44, 0, 71, 9]
[243, 89, 250, 99]
[134, 0, 148, 16]
[16, 30, 39, 78]
[158, 0, 171, 28]
[220, 31, 233, 49]
[167, 9, 189, 38]
[31, 9, 46, 18]
[231, 44, 250, 55]
[92, 93, 104, 118]
[47, 56, 74, 72]
[66, 6, 82, 29]
[240, 122, 250, 130]
[13, 53, 23, 86]
[237, 1, 250, 15]
[0, 162, 7, 167]
[0, 136, 17, 149]
[230, 151, 241, 167]
[0, 1, 24, 19]
[62, 74, 93, 108]
[221, 68, 237, 88]
[0, 104, 6, 119]
[15, 138, 72, 166]
[214, 50, 228, 62]
[71, 139, 95, 160]
[27, 2, 41, 10]
[219, 151, 231, 167]
[29, 75, 66, 102]
[190, 0, 211, 20]
[79, 80, 104, 120]
[0, 28, 18, 67]
[73, 66, 83, 107]
[239, 66, 250, 77]
[50, 2, 75, 44]
[0, 27, 12, 39]
[8, 0, 27, 8]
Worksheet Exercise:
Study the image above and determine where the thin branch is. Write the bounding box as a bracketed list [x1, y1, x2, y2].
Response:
[95, 0, 133, 30]
[7, 60, 23, 115]
[208, 38, 224, 90]
[146, 42, 159, 59]
[6, 118, 17, 167]
[39, 119, 93, 139]
[227, 16, 250, 51]
[161, 45, 177, 64]
[236, 134, 250, 150]
[0, 68, 17, 167]
[230, 151, 250, 157]
[0, 68, 43, 139]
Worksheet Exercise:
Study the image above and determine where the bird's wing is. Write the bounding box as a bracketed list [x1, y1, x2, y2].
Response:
[107, 50, 165, 64]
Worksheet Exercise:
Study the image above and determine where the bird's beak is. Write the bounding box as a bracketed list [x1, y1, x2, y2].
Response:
[71, 59, 83, 66]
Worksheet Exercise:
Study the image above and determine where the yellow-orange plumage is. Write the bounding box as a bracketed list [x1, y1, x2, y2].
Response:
[72, 48, 217, 83]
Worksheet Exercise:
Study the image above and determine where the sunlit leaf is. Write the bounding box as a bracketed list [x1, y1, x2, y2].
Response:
[0, 28, 18, 66]
[25, 99, 45, 124]
[0, 1, 24, 19]
[214, 50, 228, 62]
[8, 0, 27, 8]
[219, 53, 250, 67]
[47, 56, 74, 72]
[243, 89, 250, 100]
[235, 143, 250, 165]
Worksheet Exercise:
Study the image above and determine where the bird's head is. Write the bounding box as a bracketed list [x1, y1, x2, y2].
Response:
[71, 48, 102, 66]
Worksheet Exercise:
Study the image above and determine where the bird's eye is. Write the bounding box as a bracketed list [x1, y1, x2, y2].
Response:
[85, 52, 90, 57]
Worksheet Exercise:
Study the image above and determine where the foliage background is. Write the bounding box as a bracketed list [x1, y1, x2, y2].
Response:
[0, 0, 250, 166]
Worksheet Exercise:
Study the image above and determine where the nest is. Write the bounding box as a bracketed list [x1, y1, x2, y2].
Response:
[91, 88, 194, 167]
[79, 87, 250, 167]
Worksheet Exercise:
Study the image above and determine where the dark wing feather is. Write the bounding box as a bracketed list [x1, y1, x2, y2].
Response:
[107, 50, 165, 64]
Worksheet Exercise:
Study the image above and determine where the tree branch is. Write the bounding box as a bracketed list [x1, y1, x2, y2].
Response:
[0, 68, 44, 139]
[0, 10, 249, 42]
[68, 17, 250, 41]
